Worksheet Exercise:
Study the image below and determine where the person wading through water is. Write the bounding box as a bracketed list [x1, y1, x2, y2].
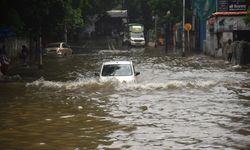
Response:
[21, 45, 29, 66]
[225, 39, 233, 62]
[0, 45, 10, 76]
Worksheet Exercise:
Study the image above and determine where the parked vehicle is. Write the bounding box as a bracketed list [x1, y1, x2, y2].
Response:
[129, 32, 145, 46]
[44, 42, 72, 57]
[96, 61, 140, 83]
[123, 23, 145, 47]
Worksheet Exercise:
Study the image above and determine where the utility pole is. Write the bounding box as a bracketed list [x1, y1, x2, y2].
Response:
[154, 15, 158, 48]
[64, 22, 67, 43]
[182, 0, 185, 57]
[122, 0, 124, 9]
[39, 26, 43, 69]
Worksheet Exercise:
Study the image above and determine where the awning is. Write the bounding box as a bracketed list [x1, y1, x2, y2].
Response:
[0, 28, 16, 38]
[106, 10, 128, 18]
[212, 11, 250, 17]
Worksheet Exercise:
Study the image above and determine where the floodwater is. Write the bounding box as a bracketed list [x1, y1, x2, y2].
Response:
[0, 45, 250, 150]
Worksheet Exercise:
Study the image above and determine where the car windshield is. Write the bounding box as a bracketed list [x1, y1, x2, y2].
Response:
[130, 32, 144, 38]
[101, 64, 133, 76]
[47, 43, 60, 48]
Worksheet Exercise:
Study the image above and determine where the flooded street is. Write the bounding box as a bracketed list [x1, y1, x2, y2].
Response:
[0, 46, 250, 150]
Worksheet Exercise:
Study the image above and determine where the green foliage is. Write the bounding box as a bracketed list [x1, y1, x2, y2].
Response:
[124, 0, 143, 23]
[0, 0, 193, 39]
[154, 0, 183, 24]
[65, 0, 84, 28]
[121, 0, 190, 32]
[82, 0, 120, 15]
[0, 0, 24, 31]
[245, 7, 250, 25]
[0, 0, 85, 38]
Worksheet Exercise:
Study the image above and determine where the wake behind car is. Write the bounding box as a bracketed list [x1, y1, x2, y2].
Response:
[96, 61, 140, 83]
[44, 42, 72, 57]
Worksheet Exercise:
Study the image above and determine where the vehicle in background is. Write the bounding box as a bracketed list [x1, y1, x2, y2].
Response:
[44, 42, 73, 57]
[96, 61, 140, 83]
[123, 23, 145, 47]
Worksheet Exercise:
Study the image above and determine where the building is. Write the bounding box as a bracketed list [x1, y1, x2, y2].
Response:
[79, 10, 128, 38]
[95, 10, 128, 36]
[204, 0, 250, 59]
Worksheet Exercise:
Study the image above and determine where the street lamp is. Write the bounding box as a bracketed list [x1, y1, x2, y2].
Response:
[166, 11, 171, 51]
[39, 26, 43, 69]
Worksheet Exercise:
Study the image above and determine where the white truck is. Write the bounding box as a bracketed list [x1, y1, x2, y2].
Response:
[123, 23, 145, 47]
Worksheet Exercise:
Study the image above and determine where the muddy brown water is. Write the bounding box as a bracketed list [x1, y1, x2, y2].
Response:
[0, 47, 250, 149]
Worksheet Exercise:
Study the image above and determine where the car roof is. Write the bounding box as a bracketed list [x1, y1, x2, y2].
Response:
[102, 61, 133, 65]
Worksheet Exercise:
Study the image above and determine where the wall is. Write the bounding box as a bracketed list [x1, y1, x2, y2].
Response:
[205, 14, 250, 57]
[0, 37, 29, 58]
[215, 16, 250, 32]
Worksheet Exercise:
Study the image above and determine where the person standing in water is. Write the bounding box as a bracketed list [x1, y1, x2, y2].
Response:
[21, 45, 29, 65]
[0, 45, 10, 75]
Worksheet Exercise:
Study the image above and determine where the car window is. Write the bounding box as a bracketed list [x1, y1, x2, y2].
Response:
[130, 32, 144, 38]
[102, 64, 132, 76]
[47, 43, 60, 48]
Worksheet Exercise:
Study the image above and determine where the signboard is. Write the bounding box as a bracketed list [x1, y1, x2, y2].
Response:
[128, 24, 144, 33]
[184, 23, 192, 31]
[218, 0, 229, 12]
[106, 10, 128, 18]
[215, 16, 250, 32]
[217, 0, 249, 12]
[228, 0, 248, 11]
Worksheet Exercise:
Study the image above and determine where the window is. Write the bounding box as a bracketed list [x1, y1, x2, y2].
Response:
[101, 64, 132, 76]
[47, 43, 60, 48]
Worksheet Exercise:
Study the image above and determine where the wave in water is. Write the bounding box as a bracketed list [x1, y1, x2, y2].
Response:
[26, 77, 217, 91]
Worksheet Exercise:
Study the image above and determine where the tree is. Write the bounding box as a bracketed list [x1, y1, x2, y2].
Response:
[120, 0, 191, 29]
[81, 0, 120, 16]
[245, 7, 250, 25]
[0, 0, 86, 38]
[141, 0, 153, 32]
[1, 0, 192, 41]
[124, 0, 142, 23]
[148, 0, 184, 25]
[0, 0, 24, 32]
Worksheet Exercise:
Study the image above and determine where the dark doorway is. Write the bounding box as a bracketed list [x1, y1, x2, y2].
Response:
[234, 30, 250, 42]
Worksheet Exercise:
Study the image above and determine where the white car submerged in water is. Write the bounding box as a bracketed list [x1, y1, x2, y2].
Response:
[44, 42, 73, 57]
[96, 61, 140, 83]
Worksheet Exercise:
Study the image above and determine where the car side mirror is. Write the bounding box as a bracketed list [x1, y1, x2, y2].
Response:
[135, 72, 140, 76]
